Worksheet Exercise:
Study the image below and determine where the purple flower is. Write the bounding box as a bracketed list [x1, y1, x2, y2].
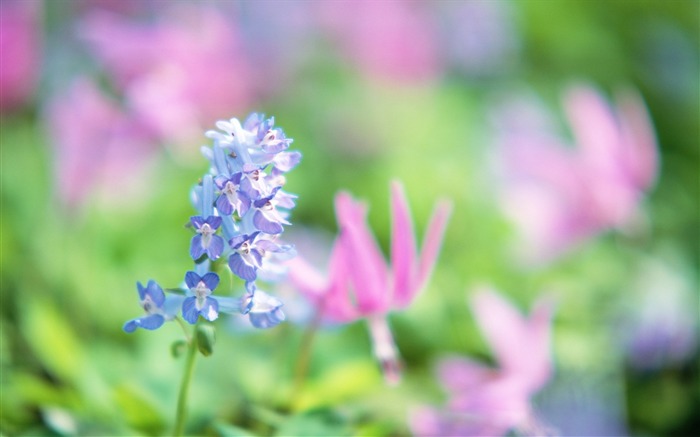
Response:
[214, 173, 250, 216]
[123, 280, 166, 332]
[240, 282, 286, 329]
[228, 233, 264, 281]
[182, 271, 220, 324]
[252, 189, 291, 235]
[190, 216, 225, 260]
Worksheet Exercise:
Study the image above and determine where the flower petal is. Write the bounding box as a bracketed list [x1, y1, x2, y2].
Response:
[145, 280, 165, 307]
[184, 271, 201, 289]
[335, 192, 389, 313]
[182, 297, 199, 324]
[201, 272, 220, 291]
[206, 235, 224, 260]
[389, 181, 418, 307]
[416, 199, 452, 290]
[190, 234, 205, 260]
[228, 253, 257, 281]
[216, 194, 233, 215]
[253, 210, 284, 234]
[200, 297, 219, 321]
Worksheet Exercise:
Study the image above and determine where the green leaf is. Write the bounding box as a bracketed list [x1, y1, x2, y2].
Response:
[112, 384, 166, 436]
[214, 422, 259, 437]
[275, 408, 351, 437]
[21, 300, 84, 383]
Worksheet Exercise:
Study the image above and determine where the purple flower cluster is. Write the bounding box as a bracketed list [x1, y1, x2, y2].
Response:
[124, 113, 300, 332]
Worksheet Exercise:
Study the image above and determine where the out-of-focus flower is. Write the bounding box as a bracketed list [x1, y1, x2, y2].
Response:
[411, 288, 555, 436]
[436, 0, 519, 76]
[494, 85, 659, 263]
[123, 280, 182, 332]
[622, 257, 699, 370]
[0, 0, 41, 111]
[47, 78, 156, 208]
[288, 181, 452, 383]
[317, 0, 440, 83]
[79, 5, 255, 151]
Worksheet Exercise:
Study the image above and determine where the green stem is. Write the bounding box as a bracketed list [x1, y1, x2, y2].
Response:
[173, 324, 198, 436]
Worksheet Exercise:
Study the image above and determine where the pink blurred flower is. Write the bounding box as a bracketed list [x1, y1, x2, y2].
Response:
[288, 181, 452, 384]
[79, 5, 255, 151]
[317, 0, 441, 83]
[48, 78, 156, 208]
[411, 288, 555, 436]
[494, 85, 659, 264]
[0, 0, 41, 111]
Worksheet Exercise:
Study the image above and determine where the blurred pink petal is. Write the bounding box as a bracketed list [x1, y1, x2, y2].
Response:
[413, 289, 554, 437]
[79, 5, 256, 150]
[390, 181, 418, 307]
[494, 85, 659, 263]
[335, 192, 390, 314]
[317, 0, 440, 83]
[48, 78, 156, 208]
[0, 0, 41, 111]
[415, 198, 453, 294]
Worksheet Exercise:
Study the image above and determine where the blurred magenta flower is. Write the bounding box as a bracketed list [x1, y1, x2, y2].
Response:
[288, 182, 452, 383]
[0, 0, 41, 111]
[411, 288, 555, 436]
[79, 5, 255, 151]
[47, 78, 156, 208]
[494, 85, 659, 263]
[317, 0, 440, 83]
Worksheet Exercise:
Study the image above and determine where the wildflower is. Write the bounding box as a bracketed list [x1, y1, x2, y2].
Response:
[228, 233, 264, 282]
[48, 79, 155, 208]
[493, 85, 659, 263]
[240, 283, 286, 329]
[79, 5, 255, 152]
[288, 181, 452, 383]
[126, 112, 298, 333]
[189, 216, 225, 260]
[410, 288, 554, 437]
[124, 280, 172, 332]
[182, 271, 220, 324]
[214, 174, 250, 217]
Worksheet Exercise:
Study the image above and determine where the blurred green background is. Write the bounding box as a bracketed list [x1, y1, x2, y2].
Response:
[1, 1, 698, 436]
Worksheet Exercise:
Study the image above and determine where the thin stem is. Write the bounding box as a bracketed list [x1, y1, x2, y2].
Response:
[173, 324, 199, 436]
[174, 316, 192, 343]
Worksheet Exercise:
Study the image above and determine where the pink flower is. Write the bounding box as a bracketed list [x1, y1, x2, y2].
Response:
[78, 5, 255, 151]
[494, 85, 659, 263]
[411, 288, 555, 436]
[288, 181, 452, 384]
[0, 0, 41, 111]
[316, 0, 441, 83]
[47, 78, 156, 208]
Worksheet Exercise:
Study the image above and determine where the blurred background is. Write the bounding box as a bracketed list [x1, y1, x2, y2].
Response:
[1, 0, 698, 436]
